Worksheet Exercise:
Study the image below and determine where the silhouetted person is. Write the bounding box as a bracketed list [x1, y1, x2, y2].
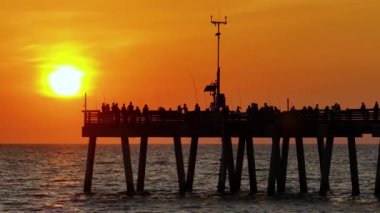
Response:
[374, 102, 379, 121]
[262, 103, 269, 112]
[324, 106, 330, 121]
[183, 104, 188, 113]
[100, 103, 107, 123]
[222, 105, 230, 117]
[274, 106, 280, 114]
[128, 101, 134, 112]
[121, 104, 127, 124]
[127, 102, 134, 122]
[177, 105, 183, 113]
[314, 104, 320, 119]
[106, 104, 110, 113]
[192, 103, 201, 126]
[361, 102, 367, 120]
[113, 103, 120, 124]
[104, 104, 111, 123]
[336, 103, 341, 111]
[194, 103, 201, 112]
[236, 106, 241, 113]
[251, 103, 258, 112]
[143, 104, 150, 122]
[159, 107, 166, 121]
[101, 103, 106, 113]
[332, 103, 341, 120]
[135, 107, 141, 123]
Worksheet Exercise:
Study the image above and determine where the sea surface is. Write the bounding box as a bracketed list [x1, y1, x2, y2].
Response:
[1, 142, 380, 212]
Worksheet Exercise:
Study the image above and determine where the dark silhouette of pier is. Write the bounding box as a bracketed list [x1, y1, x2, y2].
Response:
[81, 17, 380, 197]
[82, 107, 380, 196]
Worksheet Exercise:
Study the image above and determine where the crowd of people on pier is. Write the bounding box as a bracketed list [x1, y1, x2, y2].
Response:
[95, 101, 380, 124]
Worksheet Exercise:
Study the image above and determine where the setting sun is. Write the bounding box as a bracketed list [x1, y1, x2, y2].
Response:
[48, 66, 83, 96]
[36, 43, 95, 98]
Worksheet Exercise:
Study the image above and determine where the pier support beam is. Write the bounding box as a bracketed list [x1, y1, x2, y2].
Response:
[296, 137, 308, 193]
[320, 136, 334, 195]
[268, 136, 281, 196]
[246, 137, 258, 194]
[121, 137, 135, 196]
[317, 137, 324, 178]
[137, 136, 148, 193]
[186, 136, 199, 192]
[217, 135, 237, 193]
[347, 136, 360, 195]
[226, 136, 238, 193]
[84, 137, 96, 194]
[217, 136, 227, 193]
[277, 137, 290, 193]
[235, 136, 246, 190]
[375, 140, 380, 196]
[173, 136, 186, 194]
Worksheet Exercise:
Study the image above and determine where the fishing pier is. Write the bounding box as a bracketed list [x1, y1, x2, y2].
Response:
[82, 16, 380, 197]
[82, 108, 380, 196]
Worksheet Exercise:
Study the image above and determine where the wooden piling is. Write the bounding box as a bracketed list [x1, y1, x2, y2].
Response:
[347, 136, 360, 195]
[277, 137, 290, 193]
[121, 137, 135, 196]
[375, 140, 380, 196]
[137, 136, 148, 192]
[226, 136, 238, 193]
[186, 136, 199, 192]
[84, 137, 96, 194]
[320, 136, 334, 195]
[246, 137, 258, 193]
[217, 136, 227, 193]
[268, 136, 281, 196]
[235, 136, 246, 190]
[173, 136, 186, 194]
[325, 136, 334, 191]
[317, 137, 325, 178]
[295, 137, 308, 193]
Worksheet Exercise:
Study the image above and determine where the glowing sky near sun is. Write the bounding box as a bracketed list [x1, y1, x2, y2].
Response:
[0, 0, 379, 143]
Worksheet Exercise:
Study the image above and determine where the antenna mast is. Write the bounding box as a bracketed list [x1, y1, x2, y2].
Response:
[204, 16, 227, 110]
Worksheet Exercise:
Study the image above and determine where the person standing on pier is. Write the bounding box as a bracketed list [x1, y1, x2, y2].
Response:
[127, 102, 134, 122]
[361, 102, 367, 120]
[324, 106, 330, 121]
[177, 105, 183, 120]
[177, 105, 183, 113]
[121, 104, 127, 124]
[143, 104, 150, 122]
[374, 102, 379, 120]
[135, 107, 141, 123]
[194, 103, 201, 112]
[112, 103, 120, 124]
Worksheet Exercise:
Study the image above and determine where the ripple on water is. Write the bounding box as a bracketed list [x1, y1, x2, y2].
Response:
[0, 144, 380, 212]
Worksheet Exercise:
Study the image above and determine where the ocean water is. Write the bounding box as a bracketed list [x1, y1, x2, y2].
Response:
[1, 143, 380, 212]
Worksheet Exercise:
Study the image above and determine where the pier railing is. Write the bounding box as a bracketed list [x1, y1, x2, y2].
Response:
[83, 109, 380, 125]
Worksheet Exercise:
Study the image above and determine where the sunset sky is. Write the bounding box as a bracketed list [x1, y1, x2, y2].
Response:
[0, 0, 379, 143]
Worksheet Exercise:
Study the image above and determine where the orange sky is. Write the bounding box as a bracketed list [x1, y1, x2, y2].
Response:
[0, 0, 380, 143]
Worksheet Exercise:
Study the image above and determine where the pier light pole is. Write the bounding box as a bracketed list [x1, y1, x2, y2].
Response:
[204, 16, 227, 110]
[211, 16, 227, 98]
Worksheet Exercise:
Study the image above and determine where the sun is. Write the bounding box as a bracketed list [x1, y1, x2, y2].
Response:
[48, 66, 84, 97]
